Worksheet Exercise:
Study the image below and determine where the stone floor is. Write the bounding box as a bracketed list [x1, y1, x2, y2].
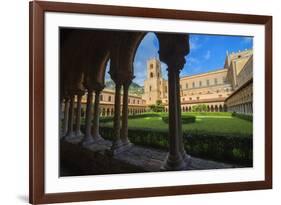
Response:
[62, 136, 240, 176]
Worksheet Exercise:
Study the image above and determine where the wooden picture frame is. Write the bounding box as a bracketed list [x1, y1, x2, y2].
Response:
[29, 1, 272, 204]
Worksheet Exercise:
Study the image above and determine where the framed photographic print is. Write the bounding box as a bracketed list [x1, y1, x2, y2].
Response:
[29, 1, 272, 204]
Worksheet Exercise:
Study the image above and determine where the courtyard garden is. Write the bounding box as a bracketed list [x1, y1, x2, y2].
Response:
[99, 112, 253, 166]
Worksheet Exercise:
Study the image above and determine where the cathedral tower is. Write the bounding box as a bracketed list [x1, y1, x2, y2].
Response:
[143, 58, 165, 105]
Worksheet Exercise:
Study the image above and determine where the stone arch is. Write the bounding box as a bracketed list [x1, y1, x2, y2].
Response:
[214, 105, 218, 112]
[219, 105, 223, 112]
[102, 108, 106, 116]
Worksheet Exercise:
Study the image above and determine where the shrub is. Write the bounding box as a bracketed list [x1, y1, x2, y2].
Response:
[99, 127, 253, 166]
[162, 115, 196, 124]
[148, 100, 165, 112]
[232, 112, 253, 122]
[191, 104, 208, 112]
[182, 115, 196, 123]
[99, 113, 161, 123]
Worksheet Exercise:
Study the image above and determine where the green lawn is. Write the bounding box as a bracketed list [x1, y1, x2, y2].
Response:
[100, 112, 253, 137]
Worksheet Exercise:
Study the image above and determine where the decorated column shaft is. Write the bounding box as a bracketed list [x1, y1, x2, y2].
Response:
[121, 81, 132, 145]
[91, 88, 103, 141]
[163, 66, 185, 170]
[75, 93, 83, 137]
[157, 33, 190, 170]
[82, 90, 94, 146]
[111, 83, 123, 151]
[176, 70, 189, 162]
[65, 94, 75, 139]
[62, 97, 70, 137]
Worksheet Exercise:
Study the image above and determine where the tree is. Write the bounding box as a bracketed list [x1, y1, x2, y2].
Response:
[191, 104, 208, 112]
[149, 100, 165, 112]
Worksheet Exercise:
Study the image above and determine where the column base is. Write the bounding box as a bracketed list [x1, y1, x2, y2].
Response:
[92, 133, 104, 143]
[81, 134, 104, 147]
[110, 139, 132, 155]
[182, 153, 192, 167]
[122, 138, 132, 147]
[81, 135, 95, 147]
[75, 130, 84, 138]
[161, 153, 186, 171]
[181, 150, 192, 166]
[64, 131, 76, 140]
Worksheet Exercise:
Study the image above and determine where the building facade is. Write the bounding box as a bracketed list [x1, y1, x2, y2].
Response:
[70, 49, 253, 117]
[224, 50, 253, 114]
[143, 49, 253, 114]
[79, 89, 147, 118]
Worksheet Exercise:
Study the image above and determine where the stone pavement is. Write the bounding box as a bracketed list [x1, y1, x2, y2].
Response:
[62, 137, 240, 175]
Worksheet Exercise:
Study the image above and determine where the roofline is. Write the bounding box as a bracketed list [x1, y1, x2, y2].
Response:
[180, 68, 228, 79]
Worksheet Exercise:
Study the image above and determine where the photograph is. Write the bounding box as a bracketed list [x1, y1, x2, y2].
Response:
[29, 1, 272, 203]
[59, 28, 254, 176]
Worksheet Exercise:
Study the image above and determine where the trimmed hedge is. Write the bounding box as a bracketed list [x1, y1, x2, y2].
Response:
[162, 115, 196, 124]
[232, 112, 253, 122]
[99, 113, 161, 123]
[99, 127, 253, 166]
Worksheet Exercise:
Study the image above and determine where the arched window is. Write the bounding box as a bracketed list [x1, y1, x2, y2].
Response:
[150, 72, 153, 78]
[149, 85, 152, 92]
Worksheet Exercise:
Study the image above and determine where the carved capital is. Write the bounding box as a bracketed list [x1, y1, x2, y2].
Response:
[156, 33, 190, 71]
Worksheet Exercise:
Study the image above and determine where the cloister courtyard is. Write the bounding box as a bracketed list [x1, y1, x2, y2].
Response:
[60, 111, 253, 176]
[99, 112, 252, 136]
[59, 28, 253, 176]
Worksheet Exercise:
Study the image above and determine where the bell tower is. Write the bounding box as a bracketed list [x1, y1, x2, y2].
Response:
[143, 58, 163, 105]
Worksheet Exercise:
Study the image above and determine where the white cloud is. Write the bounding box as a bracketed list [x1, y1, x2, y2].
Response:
[204, 50, 211, 60]
[186, 56, 199, 66]
[189, 36, 201, 50]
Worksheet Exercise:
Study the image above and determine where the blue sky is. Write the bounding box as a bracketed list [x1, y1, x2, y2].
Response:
[106, 33, 253, 86]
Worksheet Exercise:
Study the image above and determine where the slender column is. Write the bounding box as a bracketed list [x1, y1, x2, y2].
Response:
[121, 82, 131, 146]
[111, 83, 123, 151]
[162, 67, 185, 170]
[175, 71, 189, 163]
[250, 103, 252, 114]
[75, 93, 83, 137]
[82, 90, 94, 146]
[62, 97, 70, 137]
[65, 94, 75, 139]
[91, 89, 103, 141]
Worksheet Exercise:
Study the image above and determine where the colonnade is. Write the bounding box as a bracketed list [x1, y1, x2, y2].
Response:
[227, 102, 253, 114]
[60, 29, 191, 170]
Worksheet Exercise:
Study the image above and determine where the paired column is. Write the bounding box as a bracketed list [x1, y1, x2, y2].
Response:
[121, 81, 131, 146]
[62, 97, 70, 137]
[82, 90, 94, 146]
[91, 89, 103, 141]
[65, 94, 75, 140]
[162, 66, 186, 170]
[75, 93, 83, 137]
[111, 83, 123, 152]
